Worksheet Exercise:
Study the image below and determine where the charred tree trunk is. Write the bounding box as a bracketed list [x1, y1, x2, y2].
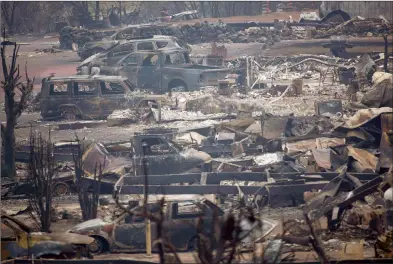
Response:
[95, 1, 100, 20]
[28, 129, 56, 232]
[1, 32, 34, 178]
[383, 34, 389, 73]
[199, 2, 206, 18]
[3, 124, 16, 178]
[1, 2, 19, 34]
[118, 1, 122, 25]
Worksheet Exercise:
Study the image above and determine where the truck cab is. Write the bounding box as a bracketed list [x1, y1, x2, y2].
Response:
[110, 49, 231, 93]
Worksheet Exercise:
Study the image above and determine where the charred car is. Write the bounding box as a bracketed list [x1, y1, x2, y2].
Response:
[77, 35, 188, 70]
[77, 24, 186, 60]
[90, 48, 232, 93]
[67, 198, 275, 254]
[149, 10, 199, 23]
[40, 75, 167, 120]
[1, 214, 94, 260]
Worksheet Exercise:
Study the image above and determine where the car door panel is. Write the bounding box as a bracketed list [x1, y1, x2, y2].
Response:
[141, 137, 181, 175]
[46, 82, 72, 116]
[137, 54, 161, 91]
[99, 81, 128, 117]
[71, 81, 101, 118]
[165, 202, 211, 251]
[117, 54, 142, 87]
[112, 220, 157, 252]
[107, 43, 135, 66]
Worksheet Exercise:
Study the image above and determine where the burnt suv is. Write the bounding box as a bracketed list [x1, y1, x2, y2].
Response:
[77, 35, 187, 72]
[77, 24, 187, 60]
[40, 75, 165, 120]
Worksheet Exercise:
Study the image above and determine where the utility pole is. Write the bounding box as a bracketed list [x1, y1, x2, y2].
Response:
[142, 142, 152, 256]
[95, 1, 100, 20]
[383, 34, 389, 73]
[119, 1, 123, 25]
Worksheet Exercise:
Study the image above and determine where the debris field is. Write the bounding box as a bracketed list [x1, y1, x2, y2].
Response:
[1, 5, 393, 264]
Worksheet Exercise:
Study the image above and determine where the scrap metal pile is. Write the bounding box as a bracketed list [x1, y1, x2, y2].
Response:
[313, 17, 393, 39]
[178, 22, 288, 45]
[59, 22, 299, 50]
[4, 8, 393, 263]
[59, 26, 116, 49]
[103, 52, 392, 258]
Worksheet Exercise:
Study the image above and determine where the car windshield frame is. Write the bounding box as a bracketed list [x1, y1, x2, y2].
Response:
[1, 215, 32, 234]
[163, 51, 190, 65]
[124, 79, 134, 91]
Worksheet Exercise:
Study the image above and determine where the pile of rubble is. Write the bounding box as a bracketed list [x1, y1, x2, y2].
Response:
[178, 22, 291, 45]
[313, 17, 393, 39]
[59, 22, 299, 50]
[59, 26, 115, 49]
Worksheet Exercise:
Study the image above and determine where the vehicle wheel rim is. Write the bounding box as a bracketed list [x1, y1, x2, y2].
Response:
[54, 184, 68, 196]
[88, 240, 101, 253]
[63, 110, 76, 120]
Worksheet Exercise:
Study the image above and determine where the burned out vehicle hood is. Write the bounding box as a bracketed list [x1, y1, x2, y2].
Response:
[67, 218, 110, 234]
[30, 232, 94, 245]
[83, 40, 119, 53]
[78, 53, 102, 68]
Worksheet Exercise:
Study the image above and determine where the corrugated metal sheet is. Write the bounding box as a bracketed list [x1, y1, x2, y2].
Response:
[322, 1, 393, 22]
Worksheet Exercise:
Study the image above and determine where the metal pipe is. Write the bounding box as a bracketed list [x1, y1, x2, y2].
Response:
[246, 56, 250, 88]
[142, 143, 151, 256]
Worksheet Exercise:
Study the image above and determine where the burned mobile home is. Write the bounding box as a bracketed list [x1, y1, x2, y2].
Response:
[86, 48, 231, 93]
[40, 75, 166, 120]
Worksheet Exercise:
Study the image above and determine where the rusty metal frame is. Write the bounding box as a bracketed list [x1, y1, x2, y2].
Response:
[120, 172, 378, 185]
[115, 182, 328, 196]
[8, 258, 393, 264]
[10, 260, 157, 264]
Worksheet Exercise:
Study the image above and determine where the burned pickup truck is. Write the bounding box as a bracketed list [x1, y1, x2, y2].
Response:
[83, 48, 231, 93]
[40, 75, 166, 120]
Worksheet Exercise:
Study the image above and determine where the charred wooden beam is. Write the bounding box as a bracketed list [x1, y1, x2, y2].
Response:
[121, 172, 377, 185]
[116, 183, 328, 196]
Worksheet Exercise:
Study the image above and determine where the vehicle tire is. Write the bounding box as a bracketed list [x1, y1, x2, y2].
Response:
[168, 79, 188, 92]
[61, 108, 77, 120]
[187, 236, 199, 251]
[53, 182, 69, 196]
[88, 236, 109, 255]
